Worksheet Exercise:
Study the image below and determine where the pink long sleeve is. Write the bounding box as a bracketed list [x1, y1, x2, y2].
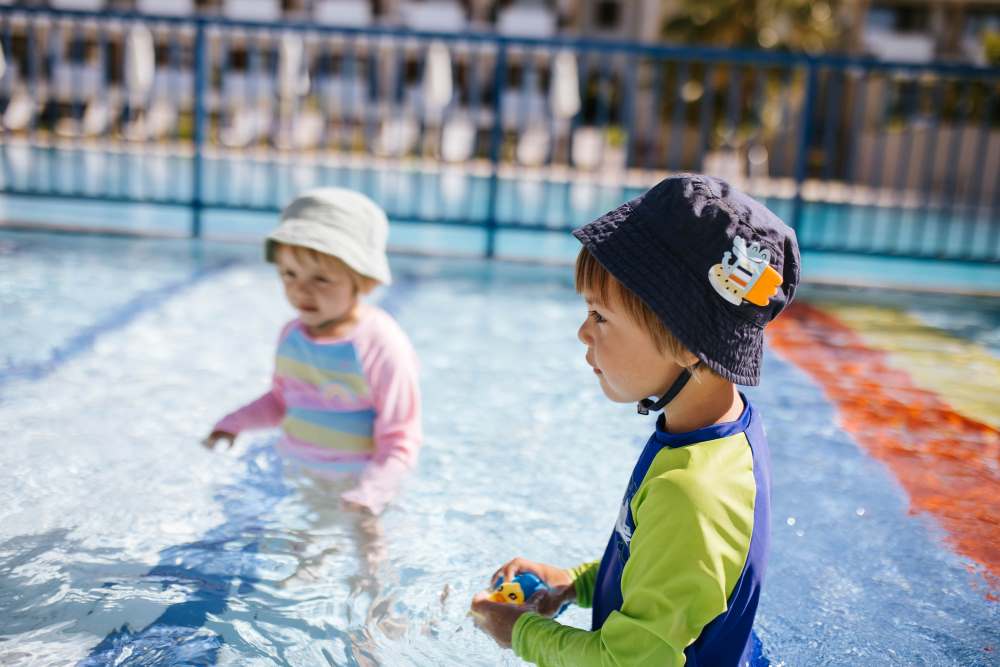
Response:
[340, 311, 422, 514]
[213, 387, 286, 435]
[212, 322, 293, 436]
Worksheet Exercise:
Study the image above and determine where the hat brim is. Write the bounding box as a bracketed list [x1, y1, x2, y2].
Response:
[266, 219, 392, 286]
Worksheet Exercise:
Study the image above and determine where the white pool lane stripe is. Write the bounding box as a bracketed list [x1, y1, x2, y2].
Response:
[0, 260, 238, 389]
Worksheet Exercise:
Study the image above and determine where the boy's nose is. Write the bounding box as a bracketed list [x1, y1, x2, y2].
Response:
[577, 320, 591, 345]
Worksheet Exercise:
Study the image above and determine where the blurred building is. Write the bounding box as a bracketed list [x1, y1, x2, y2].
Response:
[850, 0, 1000, 64]
[14, 1, 995, 64]
[10, 1, 666, 41]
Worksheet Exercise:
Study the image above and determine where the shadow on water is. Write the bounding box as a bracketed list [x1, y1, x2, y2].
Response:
[80, 444, 290, 666]
[74, 441, 395, 667]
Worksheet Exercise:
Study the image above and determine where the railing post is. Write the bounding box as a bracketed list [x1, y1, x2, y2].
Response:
[791, 60, 818, 232]
[191, 19, 208, 238]
[485, 41, 508, 259]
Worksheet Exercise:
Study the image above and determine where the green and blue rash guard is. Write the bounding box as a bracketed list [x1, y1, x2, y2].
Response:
[512, 395, 771, 666]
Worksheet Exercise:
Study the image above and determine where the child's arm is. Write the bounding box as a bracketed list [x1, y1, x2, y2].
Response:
[509, 476, 743, 666]
[212, 386, 286, 437]
[341, 324, 421, 514]
[207, 323, 294, 444]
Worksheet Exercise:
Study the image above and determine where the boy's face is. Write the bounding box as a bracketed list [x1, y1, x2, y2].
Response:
[578, 289, 685, 404]
[275, 246, 358, 332]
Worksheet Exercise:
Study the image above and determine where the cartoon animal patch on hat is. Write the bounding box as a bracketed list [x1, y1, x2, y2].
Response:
[709, 236, 783, 307]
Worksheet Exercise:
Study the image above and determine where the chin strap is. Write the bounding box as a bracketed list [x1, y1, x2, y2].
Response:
[637, 365, 698, 415]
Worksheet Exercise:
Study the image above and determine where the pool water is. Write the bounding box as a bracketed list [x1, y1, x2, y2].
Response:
[0, 230, 997, 665]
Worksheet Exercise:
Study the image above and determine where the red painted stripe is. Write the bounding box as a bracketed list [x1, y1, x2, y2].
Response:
[768, 302, 1000, 589]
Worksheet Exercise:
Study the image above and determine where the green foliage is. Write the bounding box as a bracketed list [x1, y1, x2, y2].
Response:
[662, 0, 844, 53]
[984, 30, 1000, 65]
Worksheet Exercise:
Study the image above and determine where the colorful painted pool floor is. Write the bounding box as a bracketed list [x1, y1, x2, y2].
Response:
[768, 289, 1000, 590]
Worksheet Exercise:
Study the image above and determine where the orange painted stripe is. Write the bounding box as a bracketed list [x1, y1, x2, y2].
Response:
[768, 302, 1000, 588]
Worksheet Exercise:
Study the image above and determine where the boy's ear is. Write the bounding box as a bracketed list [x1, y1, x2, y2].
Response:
[676, 349, 700, 368]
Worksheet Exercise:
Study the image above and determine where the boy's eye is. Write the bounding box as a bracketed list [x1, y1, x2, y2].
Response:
[314, 276, 331, 284]
[589, 310, 607, 324]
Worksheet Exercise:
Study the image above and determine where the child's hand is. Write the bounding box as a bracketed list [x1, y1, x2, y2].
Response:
[469, 592, 531, 648]
[201, 430, 235, 450]
[525, 584, 575, 618]
[491, 557, 574, 592]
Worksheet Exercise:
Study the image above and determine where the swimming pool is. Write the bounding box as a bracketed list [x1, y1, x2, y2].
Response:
[1, 230, 998, 665]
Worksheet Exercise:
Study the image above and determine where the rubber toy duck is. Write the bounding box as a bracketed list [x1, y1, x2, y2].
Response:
[488, 572, 548, 605]
[486, 573, 570, 617]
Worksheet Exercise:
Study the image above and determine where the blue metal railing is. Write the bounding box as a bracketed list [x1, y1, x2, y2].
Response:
[1, 6, 998, 262]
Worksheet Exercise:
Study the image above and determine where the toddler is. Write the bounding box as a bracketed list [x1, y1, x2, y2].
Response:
[205, 187, 421, 515]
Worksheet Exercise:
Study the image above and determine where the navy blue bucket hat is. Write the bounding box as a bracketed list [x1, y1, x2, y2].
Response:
[572, 174, 801, 386]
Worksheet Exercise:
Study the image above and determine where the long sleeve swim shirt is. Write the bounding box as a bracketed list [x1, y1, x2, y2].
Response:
[512, 395, 770, 666]
[213, 305, 422, 514]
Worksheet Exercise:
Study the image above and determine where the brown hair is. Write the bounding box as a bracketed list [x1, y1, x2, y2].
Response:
[276, 243, 379, 295]
[575, 246, 707, 376]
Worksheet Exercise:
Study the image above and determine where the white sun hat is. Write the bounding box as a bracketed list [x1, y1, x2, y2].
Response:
[265, 187, 392, 285]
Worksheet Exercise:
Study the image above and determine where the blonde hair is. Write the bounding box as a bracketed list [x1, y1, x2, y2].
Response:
[276, 243, 379, 295]
[575, 246, 709, 377]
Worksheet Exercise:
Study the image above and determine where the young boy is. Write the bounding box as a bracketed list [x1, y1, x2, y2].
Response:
[471, 174, 800, 665]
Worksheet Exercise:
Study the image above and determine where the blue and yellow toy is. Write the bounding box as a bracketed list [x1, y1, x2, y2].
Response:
[487, 573, 570, 617]
[488, 572, 548, 605]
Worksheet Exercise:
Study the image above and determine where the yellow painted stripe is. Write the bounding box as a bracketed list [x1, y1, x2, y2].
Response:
[282, 416, 375, 453]
[821, 303, 1000, 430]
[275, 356, 369, 396]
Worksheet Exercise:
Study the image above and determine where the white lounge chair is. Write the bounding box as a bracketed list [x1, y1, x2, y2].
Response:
[549, 51, 580, 121]
[374, 115, 419, 157]
[134, 68, 191, 140]
[273, 33, 321, 149]
[3, 89, 36, 131]
[274, 110, 325, 150]
[220, 103, 272, 148]
[50, 30, 112, 138]
[440, 114, 476, 162]
[122, 24, 156, 140]
[422, 41, 453, 124]
[220, 72, 275, 147]
[548, 50, 580, 163]
[80, 97, 111, 136]
[515, 122, 551, 166]
[571, 126, 604, 170]
[1, 56, 38, 132]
